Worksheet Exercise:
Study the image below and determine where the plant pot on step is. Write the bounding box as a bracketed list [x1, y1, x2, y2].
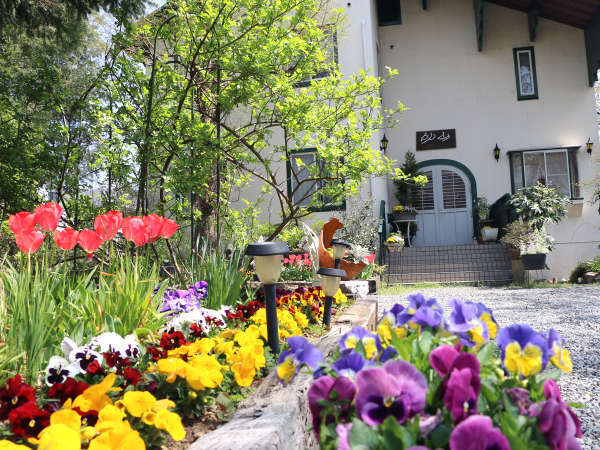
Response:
[521, 253, 547, 270]
[481, 227, 499, 242]
[386, 243, 404, 253]
[392, 211, 417, 221]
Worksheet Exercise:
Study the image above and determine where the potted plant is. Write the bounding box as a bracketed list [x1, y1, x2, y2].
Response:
[391, 204, 417, 221]
[519, 227, 555, 270]
[385, 232, 405, 253]
[481, 225, 499, 242]
[500, 220, 530, 260]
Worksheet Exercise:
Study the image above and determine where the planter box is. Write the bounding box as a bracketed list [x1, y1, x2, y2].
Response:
[392, 211, 417, 221]
[386, 243, 404, 253]
[481, 227, 499, 242]
[522, 253, 547, 270]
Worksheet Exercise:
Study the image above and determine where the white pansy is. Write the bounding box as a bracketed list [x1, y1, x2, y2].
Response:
[44, 356, 80, 386]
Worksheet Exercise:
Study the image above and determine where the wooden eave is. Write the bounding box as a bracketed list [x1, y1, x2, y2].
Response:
[487, 0, 600, 29]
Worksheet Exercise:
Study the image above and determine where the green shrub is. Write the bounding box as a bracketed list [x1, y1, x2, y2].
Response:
[569, 257, 600, 283]
[509, 182, 569, 230]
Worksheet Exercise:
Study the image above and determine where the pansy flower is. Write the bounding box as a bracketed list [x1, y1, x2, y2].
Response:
[355, 360, 427, 426]
[44, 356, 80, 386]
[0, 375, 36, 420]
[395, 293, 444, 330]
[328, 352, 374, 380]
[497, 324, 548, 377]
[8, 402, 50, 438]
[447, 299, 491, 347]
[276, 336, 325, 385]
[377, 304, 408, 345]
[339, 327, 381, 360]
[69, 347, 103, 372]
[307, 375, 356, 439]
[546, 328, 573, 373]
[449, 415, 510, 450]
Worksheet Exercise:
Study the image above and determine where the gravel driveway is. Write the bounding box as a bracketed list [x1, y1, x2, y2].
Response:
[377, 285, 600, 450]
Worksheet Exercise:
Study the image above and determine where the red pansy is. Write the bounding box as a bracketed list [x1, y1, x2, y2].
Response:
[122, 216, 149, 246]
[94, 211, 123, 241]
[159, 218, 179, 239]
[123, 368, 142, 386]
[146, 346, 167, 361]
[142, 214, 165, 243]
[8, 212, 36, 235]
[15, 229, 45, 254]
[8, 402, 50, 438]
[47, 378, 89, 406]
[86, 360, 105, 376]
[72, 406, 98, 427]
[33, 202, 62, 232]
[54, 227, 79, 250]
[0, 374, 36, 420]
[160, 331, 187, 351]
[78, 229, 103, 259]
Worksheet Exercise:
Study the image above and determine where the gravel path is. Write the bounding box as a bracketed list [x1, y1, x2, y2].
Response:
[377, 285, 600, 450]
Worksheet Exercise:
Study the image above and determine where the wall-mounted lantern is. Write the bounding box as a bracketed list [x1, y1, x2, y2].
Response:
[493, 143, 501, 162]
[380, 134, 389, 153]
[587, 137, 593, 156]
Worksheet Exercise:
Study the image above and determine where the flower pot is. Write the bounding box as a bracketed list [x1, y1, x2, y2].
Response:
[481, 227, 499, 242]
[386, 243, 404, 253]
[507, 248, 521, 260]
[392, 211, 417, 221]
[521, 253, 547, 270]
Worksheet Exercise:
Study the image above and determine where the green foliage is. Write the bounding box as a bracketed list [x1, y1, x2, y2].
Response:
[355, 263, 386, 280]
[334, 201, 381, 250]
[278, 224, 306, 251]
[477, 197, 489, 221]
[509, 182, 569, 230]
[188, 242, 253, 310]
[569, 256, 600, 282]
[393, 152, 425, 206]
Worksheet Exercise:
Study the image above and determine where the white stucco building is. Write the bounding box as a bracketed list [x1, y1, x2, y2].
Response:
[241, 0, 600, 280]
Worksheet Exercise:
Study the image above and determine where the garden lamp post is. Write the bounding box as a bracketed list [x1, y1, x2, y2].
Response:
[317, 267, 347, 326]
[329, 239, 350, 269]
[245, 241, 289, 354]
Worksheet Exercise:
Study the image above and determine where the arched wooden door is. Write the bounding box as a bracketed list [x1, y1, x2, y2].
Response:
[412, 165, 473, 246]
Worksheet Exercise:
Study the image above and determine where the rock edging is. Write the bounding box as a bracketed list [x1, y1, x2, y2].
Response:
[188, 297, 378, 450]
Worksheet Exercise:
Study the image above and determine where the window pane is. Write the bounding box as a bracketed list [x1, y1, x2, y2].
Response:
[545, 152, 570, 196]
[568, 149, 580, 198]
[291, 154, 317, 206]
[510, 153, 524, 191]
[518, 51, 534, 96]
[378, 0, 402, 26]
[412, 171, 434, 210]
[524, 152, 546, 186]
[441, 170, 467, 209]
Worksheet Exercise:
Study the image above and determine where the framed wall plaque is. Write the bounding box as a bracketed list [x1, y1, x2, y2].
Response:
[416, 129, 456, 151]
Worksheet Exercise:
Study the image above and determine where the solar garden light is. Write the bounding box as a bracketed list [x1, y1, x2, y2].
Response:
[245, 241, 289, 354]
[317, 267, 347, 327]
[329, 238, 350, 269]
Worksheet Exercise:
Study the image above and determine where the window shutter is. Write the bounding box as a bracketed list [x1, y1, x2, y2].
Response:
[441, 170, 467, 209]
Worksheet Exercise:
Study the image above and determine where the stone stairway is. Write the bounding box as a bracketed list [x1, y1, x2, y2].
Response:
[385, 243, 513, 284]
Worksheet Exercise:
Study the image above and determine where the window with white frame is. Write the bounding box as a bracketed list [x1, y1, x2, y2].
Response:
[287, 149, 344, 211]
[295, 28, 338, 87]
[509, 148, 581, 199]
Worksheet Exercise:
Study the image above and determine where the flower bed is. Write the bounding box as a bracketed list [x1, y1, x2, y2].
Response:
[0, 281, 349, 449]
[276, 293, 581, 450]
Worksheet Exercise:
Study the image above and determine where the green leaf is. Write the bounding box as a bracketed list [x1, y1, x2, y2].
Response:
[428, 424, 451, 448]
[348, 419, 380, 449]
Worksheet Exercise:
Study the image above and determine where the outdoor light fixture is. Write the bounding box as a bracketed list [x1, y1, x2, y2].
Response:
[380, 134, 389, 153]
[587, 137, 594, 156]
[329, 238, 350, 269]
[493, 143, 501, 162]
[317, 267, 347, 326]
[245, 241, 289, 354]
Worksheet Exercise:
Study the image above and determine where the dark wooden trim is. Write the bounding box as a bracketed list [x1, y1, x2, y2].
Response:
[585, 9, 600, 87]
[474, 0, 485, 52]
[528, 0, 542, 41]
[422, 0, 428, 10]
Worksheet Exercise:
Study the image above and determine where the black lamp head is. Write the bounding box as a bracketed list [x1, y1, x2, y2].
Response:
[245, 241, 289, 256]
[493, 143, 501, 162]
[329, 239, 350, 248]
[317, 267, 347, 278]
[587, 137, 593, 155]
[380, 134, 389, 153]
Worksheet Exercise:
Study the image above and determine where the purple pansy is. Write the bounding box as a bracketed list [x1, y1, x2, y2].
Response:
[336, 423, 352, 450]
[339, 327, 381, 360]
[355, 360, 427, 426]
[449, 415, 510, 450]
[276, 336, 325, 385]
[159, 281, 208, 316]
[331, 353, 374, 379]
[529, 379, 582, 450]
[505, 387, 533, 415]
[395, 293, 444, 329]
[307, 376, 356, 439]
[497, 324, 549, 376]
[447, 298, 490, 347]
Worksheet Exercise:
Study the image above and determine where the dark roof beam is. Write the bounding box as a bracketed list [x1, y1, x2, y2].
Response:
[585, 8, 600, 86]
[423, 0, 428, 9]
[474, 0, 485, 51]
[528, 0, 542, 41]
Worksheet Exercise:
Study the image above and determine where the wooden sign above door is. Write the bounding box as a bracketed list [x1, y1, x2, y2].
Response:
[416, 129, 456, 151]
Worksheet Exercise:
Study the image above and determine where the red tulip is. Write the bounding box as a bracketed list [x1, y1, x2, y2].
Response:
[34, 203, 62, 232]
[8, 212, 36, 235]
[15, 229, 45, 254]
[142, 214, 165, 243]
[94, 211, 123, 241]
[54, 228, 79, 250]
[77, 229, 103, 258]
[122, 216, 149, 246]
[159, 218, 178, 239]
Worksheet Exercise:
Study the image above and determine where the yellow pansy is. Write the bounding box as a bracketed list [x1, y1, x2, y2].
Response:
[550, 346, 573, 373]
[95, 404, 126, 433]
[481, 313, 498, 339]
[377, 323, 407, 346]
[72, 373, 118, 413]
[156, 357, 187, 383]
[49, 408, 81, 431]
[186, 353, 224, 390]
[249, 309, 267, 325]
[504, 342, 543, 377]
[230, 346, 258, 387]
[468, 324, 487, 346]
[220, 329, 237, 340]
[89, 422, 145, 450]
[37, 424, 81, 450]
[82, 426, 98, 441]
[116, 391, 157, 418]
[276, 355, 297, 385]
[0, 441, 31, 449]
[153, 409, 186, 441]
[294, 311, 309, 329]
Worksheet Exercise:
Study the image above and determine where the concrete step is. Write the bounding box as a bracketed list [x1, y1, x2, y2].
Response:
[387, 269, 513, 284]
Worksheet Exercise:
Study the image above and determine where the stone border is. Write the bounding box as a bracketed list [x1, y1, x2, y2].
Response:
[189, 297, 378, 450]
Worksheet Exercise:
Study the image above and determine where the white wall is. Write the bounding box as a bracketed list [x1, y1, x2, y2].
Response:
[379, 0, 600, 278]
